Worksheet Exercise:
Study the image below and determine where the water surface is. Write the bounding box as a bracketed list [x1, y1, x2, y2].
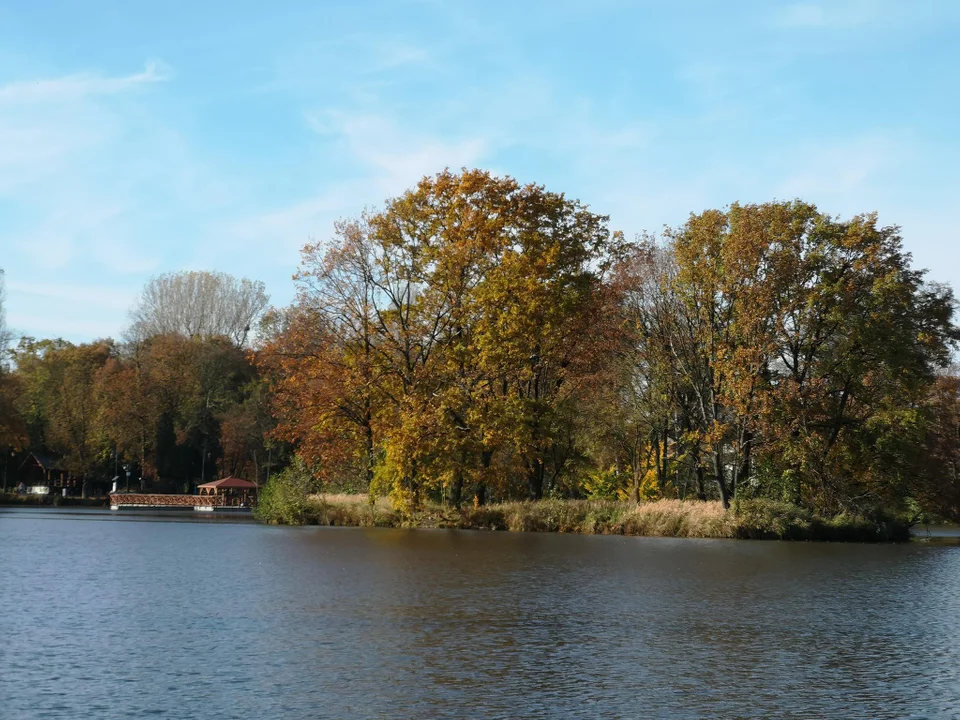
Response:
[2, 507, 958, 719]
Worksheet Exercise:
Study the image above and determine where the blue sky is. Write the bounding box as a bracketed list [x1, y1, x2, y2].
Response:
[1, 0, 959, 343]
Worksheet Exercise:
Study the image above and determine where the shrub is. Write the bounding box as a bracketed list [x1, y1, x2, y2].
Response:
[581, 467, 625, 501]
[254, 460, 319, 525]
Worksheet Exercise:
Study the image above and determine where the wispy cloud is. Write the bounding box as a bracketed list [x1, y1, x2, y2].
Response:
[0, 58, 190, 332]
[306, 110, 487, 195]
[216, 111, 487, 269]
[217, 187, 353, 255]
[1, 0, 955, 344]
[0, 61, 169, 104]
[6, 280, 141, 342]
[364, 41, 431, 74]
[0, 62, 171, 193]
[775, 132, 904, 199]
[8, 280, 137, 311]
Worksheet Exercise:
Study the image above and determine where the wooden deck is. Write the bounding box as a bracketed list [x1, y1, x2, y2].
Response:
[109, 493, 251, 512]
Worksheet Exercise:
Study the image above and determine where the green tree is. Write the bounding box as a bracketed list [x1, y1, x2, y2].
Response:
[668, 202, 957, 511]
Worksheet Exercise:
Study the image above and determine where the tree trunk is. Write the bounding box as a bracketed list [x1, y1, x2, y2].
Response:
[713, 449, 730, 509]
[528, 457, 545, 500]
[451, 472, 464, 509]
[363, 416, 374, 489]
[475, 449, 493, 507]
[653, 433, 663, 494]
[738, 430, 752, 491]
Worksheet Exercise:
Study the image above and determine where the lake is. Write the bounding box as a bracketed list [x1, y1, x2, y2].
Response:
[1, 507, 959, 719]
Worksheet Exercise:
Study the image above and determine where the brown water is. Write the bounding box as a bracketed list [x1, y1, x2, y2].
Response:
[1, 507, 959, 719]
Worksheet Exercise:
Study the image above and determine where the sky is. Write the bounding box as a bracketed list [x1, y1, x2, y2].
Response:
[1, 0, 959, 343]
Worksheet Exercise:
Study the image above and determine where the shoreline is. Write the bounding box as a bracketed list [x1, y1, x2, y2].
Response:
[257, 496, 916, 543]
[0, 494, 109, 508]
[4, 497, 953, 543]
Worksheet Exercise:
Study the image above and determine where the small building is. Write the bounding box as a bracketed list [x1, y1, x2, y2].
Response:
[197, 477, 258, 508]
[17, 453, 75, 495]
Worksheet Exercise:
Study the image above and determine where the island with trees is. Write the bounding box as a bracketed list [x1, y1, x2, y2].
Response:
[2, 169, 958, 541]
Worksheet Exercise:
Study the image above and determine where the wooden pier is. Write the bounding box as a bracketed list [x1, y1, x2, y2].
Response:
[109, 493, 246, 512]
[110, 477, 258, 512]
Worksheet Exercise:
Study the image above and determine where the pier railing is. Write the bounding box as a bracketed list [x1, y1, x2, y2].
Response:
[109, 493, 226, 508]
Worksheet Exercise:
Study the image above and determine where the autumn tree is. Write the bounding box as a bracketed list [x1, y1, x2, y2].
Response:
[0, 370, 26, 468]
[13, 338, 115, 478]
[97, 334, 265, 489]
[911, 373, 960, 520]
[0, 269, 26, 462]
[268, 169, 618, 509]
[584, 241, 692, 502]
[664, 202, 957, 511]
[666, 207, 768, 507]
[753, 212, 957, 513]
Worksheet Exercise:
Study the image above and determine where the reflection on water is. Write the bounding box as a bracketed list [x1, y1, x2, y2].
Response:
[2, 507, 959, 719]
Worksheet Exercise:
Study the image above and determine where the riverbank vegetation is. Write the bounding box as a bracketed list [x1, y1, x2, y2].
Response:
[1, 169, 959, 534]
[255, 492, 910, 542]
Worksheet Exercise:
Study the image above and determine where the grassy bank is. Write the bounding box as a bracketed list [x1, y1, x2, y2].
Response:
[0, 493, 109, 507]
[255, 494, 911, 542]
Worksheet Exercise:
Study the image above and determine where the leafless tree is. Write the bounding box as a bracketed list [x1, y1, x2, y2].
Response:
[128, 270, 269, 347]
[0, 269, 12, 368]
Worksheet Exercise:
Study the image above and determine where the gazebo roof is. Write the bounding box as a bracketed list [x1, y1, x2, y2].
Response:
[197, 476, 258, 490]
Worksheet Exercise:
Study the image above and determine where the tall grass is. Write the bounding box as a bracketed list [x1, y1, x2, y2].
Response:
[257, 492, 910, 542]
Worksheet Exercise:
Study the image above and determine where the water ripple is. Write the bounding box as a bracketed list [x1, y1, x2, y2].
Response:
[1, 509, 959, 719]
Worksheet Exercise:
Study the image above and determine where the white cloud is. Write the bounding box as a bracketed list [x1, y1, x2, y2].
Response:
[306, 110, 487, 196]
[218, 187, 353, 253]
[0, 60, 196, 343]
[0, 61, 221, 279]
[7, 310, 128, 342]
[0, 61, 169, 104]
[207, 112, 489, 282]
[6, 280, 140, 342]
[775, 133, 903, 199]
[0, 62, 171, 198]
[7, 280, 137, 311]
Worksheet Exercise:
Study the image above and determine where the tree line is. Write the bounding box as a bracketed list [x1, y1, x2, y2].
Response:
[0, 271, 273, 492]
[2, 169, 959, 519]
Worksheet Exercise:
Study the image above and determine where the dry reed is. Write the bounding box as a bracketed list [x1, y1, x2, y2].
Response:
[272, 495, 909, 542]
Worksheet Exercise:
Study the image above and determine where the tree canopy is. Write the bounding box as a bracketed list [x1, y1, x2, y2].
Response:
[3, 170, 959, 520]
[258, 172, 959, 518]
[128, 270, 269, 347]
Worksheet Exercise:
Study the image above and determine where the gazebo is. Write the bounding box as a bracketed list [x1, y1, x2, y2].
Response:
[197, 476, 258, 507]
